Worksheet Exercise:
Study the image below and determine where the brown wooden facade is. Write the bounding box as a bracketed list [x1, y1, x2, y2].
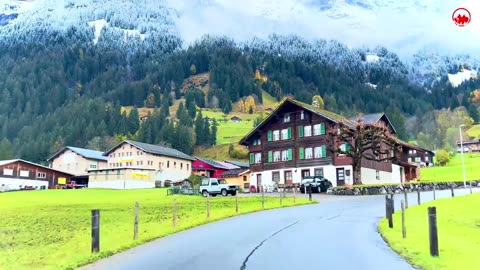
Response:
[243, 100, 395, 173]
[0, 160, 73, 188]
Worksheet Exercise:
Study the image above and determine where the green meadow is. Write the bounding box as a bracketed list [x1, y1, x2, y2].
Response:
[420, 153, 480, 182]
[0, 189, 312, 270]
[379, 193, 480, 270]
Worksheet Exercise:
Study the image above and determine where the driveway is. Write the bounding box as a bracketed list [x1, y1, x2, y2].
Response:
[80, 188, 479, 270]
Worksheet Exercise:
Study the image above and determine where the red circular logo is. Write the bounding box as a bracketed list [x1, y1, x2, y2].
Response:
[452, 8, 471, 27]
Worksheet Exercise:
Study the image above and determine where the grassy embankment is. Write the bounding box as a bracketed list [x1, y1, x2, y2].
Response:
[0, 189, 312, 270]
[378, 193, 480, 270]
[420, 153, 480, 182]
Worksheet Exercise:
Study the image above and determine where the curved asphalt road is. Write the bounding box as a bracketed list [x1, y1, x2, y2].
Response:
[80, 188, 479, 270]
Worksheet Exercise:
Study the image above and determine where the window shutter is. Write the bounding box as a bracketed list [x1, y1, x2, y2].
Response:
[249, 153, 254, 164]
[268, 151, 273, 162]
[253, 139, 257, 146]
[288, 149, 293, 161]
[267, 130, 272, 141]
[320, 123, 326, 135]
[346, 143, 351, 151]
[298, 126, 304, 137]
[299, 147, 305, 160]
[288, 127, 292, 139]
[322, 145, 327, 158]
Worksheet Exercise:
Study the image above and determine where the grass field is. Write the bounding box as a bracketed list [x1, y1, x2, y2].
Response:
[0, 189, 311, 270]
[193, 144, 248, 161]
[420, 153, 480, 182]
[466, 124, 480, 139]
[378, 193, 480, 270]
[201, 110, 260, 144]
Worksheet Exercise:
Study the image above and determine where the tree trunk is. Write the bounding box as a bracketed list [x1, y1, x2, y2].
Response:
[353, 162, 362, 185]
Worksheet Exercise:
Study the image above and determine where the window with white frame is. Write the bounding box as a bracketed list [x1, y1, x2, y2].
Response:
[408, 158, 412, 162]
[3, 169, 13, 176]
[273, 151, 281, 162]
[305, 147, 313, 159]
[284, 113, 290, 123]
[37, 172, 46, 179]
[281, 150, 288, 161]
[300, 111, 304, 120]
[376, 170, 380, 180]
[304, 126, 312, 137]
[281, 129, 289, 140]
[273, 130, 280, 141]
[255, 153, 262, 164]
[425, 156, 429, 162]
[20, 170, 29, 177]
[415, 157, 421, 162]
[89, 164, 97, 169]
[314, 147, 322, 158]
[313, 124, 321, 136]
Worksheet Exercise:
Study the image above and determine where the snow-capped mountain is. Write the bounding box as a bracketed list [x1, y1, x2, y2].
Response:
[0, 0, 479, 87]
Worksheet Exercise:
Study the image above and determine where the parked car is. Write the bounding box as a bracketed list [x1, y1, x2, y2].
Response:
[300, 176, 332, 193]
[199, 178, 239, 197]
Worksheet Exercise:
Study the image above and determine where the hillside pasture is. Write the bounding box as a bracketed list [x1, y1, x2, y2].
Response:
[0, 189, 311, 270]
[420, 153, 480, 182]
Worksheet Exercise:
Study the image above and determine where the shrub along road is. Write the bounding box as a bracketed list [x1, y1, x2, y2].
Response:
[80, 188, 479, 270]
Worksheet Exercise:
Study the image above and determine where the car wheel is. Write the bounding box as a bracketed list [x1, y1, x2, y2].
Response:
[202, 190, 208, 197]
[231, 191, 237, 196]
[221, 189, 227, 196]
[316, 186, 321, 193]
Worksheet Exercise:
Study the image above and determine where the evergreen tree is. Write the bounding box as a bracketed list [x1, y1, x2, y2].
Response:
[468, 104, 479, 123]
[210, 119, 218, 145]
[96, 120, 108, 137]
[127, 108, 140, 135]
[187, 101, 197, 119]
[449, 96, 460, 109]
[0, 138, 14, 160]
[194, 111, 205, 145]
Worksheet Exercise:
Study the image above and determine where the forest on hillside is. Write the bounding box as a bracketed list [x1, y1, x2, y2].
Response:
[0, 17, 480, 163]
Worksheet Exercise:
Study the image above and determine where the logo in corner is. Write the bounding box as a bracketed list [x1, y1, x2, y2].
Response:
[452, 7, 471, 27]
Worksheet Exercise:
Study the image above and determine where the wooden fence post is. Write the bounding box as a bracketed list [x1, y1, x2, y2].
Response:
[293, 185, 296, 203]
[91, 209, 100, 253]
[470, 181, 473, 194]
[387, 198, 393, 229]
[390, 193, 394, 212]
[433, 185, 436, 200]
[235, 192, 239, 213]
[207, 192, 210, 219]
[401, 200, 406, 239]
[428, 207, 439, 257]
[385, 195, 389, 218]
[173, 196, 177, 228]
[403, 189, 408, 209]
[308, 183, 312, 201]
[133, 201, 139, 240]
[417, 189, 421, 205]
[280, 190, 283, 206]
[261, 185, 265, 209]
[450, 186, 454, 197]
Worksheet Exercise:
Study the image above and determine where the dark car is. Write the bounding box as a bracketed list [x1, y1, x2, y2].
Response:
[300, 176, 332, 193]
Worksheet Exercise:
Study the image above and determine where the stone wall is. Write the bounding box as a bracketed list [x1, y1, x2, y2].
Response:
[327, 181, 480, 196]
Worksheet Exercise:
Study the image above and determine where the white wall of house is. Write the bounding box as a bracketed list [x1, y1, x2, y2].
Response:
[249, 165, 353, 189]
[88, 180, 154, 189]
[0, 177, 48, 190]
[155, 169, 190, 183]
[360, 164, 405, 185]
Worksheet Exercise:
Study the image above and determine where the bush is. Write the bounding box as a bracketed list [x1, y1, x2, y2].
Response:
[435, 149, 451, 166]
[188, 174, 203, 188]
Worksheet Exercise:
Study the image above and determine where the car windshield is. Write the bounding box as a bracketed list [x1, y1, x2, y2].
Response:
[301, 178, 314, 184]
[218, 180, 227, 184]
[201, 179, 209, 186]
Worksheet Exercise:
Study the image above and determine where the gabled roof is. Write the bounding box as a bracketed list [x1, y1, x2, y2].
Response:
[48, 146, 107, 162]
[239, 98, 355, 145]
[348, 113, 397, 134]
[217, 161, 240, 170]
[0, 159, 74, 176]
[224, 160, 249, 168]
[193, 157, 231, 170]
[394, 138, 435, 155]
[104, 140, 195, 161]
[220, 168, 250, 177]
